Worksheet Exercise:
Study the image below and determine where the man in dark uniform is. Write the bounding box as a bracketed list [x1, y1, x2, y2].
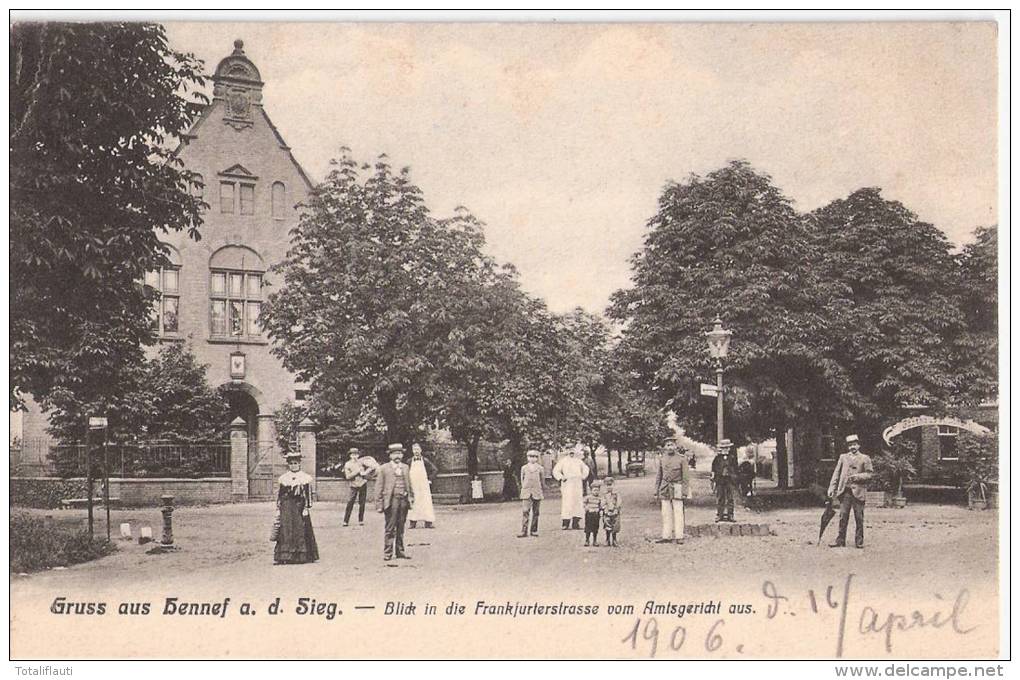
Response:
[711, 439, 738, 522]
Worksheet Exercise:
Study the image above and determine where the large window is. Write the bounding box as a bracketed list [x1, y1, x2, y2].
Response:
[208, 246, 265, 339]
[145, 246, 182, 335]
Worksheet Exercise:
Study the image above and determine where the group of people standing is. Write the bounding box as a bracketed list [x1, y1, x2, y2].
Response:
[272, 442, 438, 565]
[522, 448, 621, 546]
[272, 432, 876, 565]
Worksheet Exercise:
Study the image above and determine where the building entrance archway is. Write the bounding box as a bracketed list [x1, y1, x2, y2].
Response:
[220, 381, 279, 499]
[224, 388, 259, 442]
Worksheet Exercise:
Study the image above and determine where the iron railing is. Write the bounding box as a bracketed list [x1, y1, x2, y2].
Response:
[32, 440, 231, 478]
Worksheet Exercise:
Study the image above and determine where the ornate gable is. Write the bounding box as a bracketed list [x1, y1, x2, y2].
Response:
[213, 40, 263, 131]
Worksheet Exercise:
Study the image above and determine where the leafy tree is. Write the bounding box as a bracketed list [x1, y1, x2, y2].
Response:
[261, 150, 495, 447]
[609, 161, 855, 482]
[273, 400, 308, 454]
[10, 23, 206, 412]
[596, 361, 670, 475]
[440, 266, 527, 477]
[443, 275, 578, 475]
[47, 343, 230, 444]
[955, 225, 998, 404]
[810, 188, 969, 440]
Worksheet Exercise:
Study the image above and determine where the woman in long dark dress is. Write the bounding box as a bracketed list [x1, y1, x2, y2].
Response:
[501, 458, 519, 502]
[273, 452, 319, 564]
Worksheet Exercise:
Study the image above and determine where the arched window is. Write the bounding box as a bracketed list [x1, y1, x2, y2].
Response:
[209, 246, 265, 338]
[145, 245, 182, 335]
[271, 181, 286, 219]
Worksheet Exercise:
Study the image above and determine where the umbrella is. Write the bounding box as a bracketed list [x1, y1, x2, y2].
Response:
[817, 498, 837, 545]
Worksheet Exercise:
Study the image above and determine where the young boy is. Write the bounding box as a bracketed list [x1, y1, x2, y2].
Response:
[600, 476, 622, 547]
[583, 480, 602, 546]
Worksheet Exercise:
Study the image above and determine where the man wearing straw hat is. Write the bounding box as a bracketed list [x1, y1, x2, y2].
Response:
[827, 434, 874, 549]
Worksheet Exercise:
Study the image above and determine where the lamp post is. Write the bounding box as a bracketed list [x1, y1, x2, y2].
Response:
[705, 317, 732, 447]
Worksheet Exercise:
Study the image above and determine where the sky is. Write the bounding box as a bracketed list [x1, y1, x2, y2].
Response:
[164, 21, 999, 315]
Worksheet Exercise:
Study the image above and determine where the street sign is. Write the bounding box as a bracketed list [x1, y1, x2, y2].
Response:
[700, 383, 719, 397]
[89, 417, 108, 429]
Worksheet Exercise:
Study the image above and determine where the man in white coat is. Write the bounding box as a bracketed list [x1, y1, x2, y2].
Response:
[553, 448, 589, 530]
[407, 443, 437, 529]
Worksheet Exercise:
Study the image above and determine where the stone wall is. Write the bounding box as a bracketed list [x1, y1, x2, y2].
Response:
[11, 477, 232, 507]
[316, 470, 506, 503]
[108, 478, 232, 506]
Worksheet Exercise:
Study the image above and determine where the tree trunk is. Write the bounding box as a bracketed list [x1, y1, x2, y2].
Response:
[775, 424, 789, 489]
[507, 434, 525, 468]
[466, 433, 480, 480]
[587, 443, 599, 478]
[377, 391, 402, 446]
[617, 450, 623, 473]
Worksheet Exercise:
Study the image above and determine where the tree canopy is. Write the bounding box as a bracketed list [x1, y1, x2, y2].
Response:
[47, 343, 229, 444]
[10, 23, 206, 412]
[954, 225, 998, 404]
[609, 161, 856, 444]
[810, 188, 969, 428]
[611, 162, 996, 454]
[262, 150, 501, 446]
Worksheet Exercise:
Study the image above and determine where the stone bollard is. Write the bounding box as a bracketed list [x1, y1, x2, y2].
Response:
[160, 494, 175, 548]
[147, 495, 179, 554]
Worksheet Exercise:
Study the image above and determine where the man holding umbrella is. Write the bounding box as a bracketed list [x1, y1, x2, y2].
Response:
[825, 434, 874, 549]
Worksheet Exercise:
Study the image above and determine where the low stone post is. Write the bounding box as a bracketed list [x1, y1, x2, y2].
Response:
[230, 417, 249, 502]
[297, 418, 317, 497]
[159, 494, 176, 548]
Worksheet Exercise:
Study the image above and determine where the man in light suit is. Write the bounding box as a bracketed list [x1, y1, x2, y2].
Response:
[376, 443, 415, 561]
[827, 434, 874, 549]
[517, 450, 545, 538]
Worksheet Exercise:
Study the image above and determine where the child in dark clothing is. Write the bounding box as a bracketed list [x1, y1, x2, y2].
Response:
[600, 476, 622, 547]
[583, 480, 602, 546]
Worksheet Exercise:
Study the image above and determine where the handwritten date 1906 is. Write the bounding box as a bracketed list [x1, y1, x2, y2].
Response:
[621, 617, 727, 658]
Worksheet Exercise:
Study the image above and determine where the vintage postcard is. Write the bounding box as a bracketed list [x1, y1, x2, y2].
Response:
[8, 16, 1006, 662]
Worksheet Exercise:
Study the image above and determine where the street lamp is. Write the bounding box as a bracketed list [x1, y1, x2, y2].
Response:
[705, 317, 732, 446]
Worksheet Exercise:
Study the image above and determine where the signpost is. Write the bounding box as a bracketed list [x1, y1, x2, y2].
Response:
[700, 383, 719, 397]
[88, 416, 109, 541]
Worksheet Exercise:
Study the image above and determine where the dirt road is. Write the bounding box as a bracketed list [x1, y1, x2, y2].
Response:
[11, 472, 999, 659]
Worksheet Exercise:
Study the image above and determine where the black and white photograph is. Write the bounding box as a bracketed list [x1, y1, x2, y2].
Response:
[8, 12, 1008, 663]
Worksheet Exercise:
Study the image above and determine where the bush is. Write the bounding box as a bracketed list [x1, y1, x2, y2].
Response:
[959, 432, 998, 500]
[872, 451, 917, 495]
[10, 512, 116, 573]
[10, 478, 90, 509]
[873, 437, 918, 494]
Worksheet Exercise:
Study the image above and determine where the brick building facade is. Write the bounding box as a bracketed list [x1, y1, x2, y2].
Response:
[18, 40, 313, 451]
[793, 403, 998, 492]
